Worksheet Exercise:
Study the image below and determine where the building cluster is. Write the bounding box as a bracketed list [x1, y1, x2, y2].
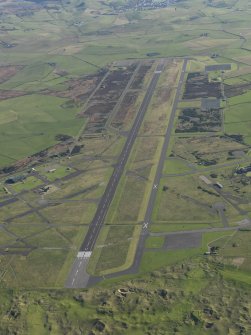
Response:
[111, 0, 177, 12]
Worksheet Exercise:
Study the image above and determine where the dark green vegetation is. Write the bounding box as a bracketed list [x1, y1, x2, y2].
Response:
[1, 253, 251, 334]
[176, 106, 222, 133]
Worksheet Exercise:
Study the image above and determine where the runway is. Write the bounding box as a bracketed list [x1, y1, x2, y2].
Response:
[104, 59, 189, 281]
[65, 62, 165, 288]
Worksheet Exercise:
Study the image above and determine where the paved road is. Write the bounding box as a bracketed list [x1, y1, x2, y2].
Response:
[143, 59, 188, 227]
[65, 62, 165, 288]
[0, 197, 18, 208]
[150, 225, 247, 236]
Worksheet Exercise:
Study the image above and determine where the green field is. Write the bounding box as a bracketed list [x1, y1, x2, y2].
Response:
[0, 95, 82, 166]
[225, 92, 251, 144]
[88, 225, 137, 275]
[145, 236, 165, 249]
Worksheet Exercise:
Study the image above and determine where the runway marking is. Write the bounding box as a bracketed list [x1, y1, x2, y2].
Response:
[143, 222, 149, 229]
[153, 184, 158, 189]
[77, 248, 92, 259]
[78, 251, 92, 258]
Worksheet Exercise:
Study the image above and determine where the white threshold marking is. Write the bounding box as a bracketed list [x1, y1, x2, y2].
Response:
[77, 251, 92, 259]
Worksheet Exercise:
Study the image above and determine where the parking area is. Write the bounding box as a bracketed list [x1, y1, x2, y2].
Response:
[164, 232, 202, 250]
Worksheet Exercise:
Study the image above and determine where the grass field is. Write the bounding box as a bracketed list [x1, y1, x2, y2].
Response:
[145, 236, 165, 249]
[41, 202, 97, 225]
[171, 135, 247, 166]
[88, 225, 139, 276]
[0, 94, 83, 167]
[1, 249, 69, 288]
[41, 166, 73, 182]
[218, 231, 251, 272]
[0, 200, 30, 221]
[163, 158, 194, 175]
[10, 176, 42, 193]
[153, 176, 221, 224]
[225, 92, 251, 144]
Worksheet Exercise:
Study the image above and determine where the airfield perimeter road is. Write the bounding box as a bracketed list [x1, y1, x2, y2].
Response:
[142, 59, 188, 231]
[66, 62, 165, 288]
